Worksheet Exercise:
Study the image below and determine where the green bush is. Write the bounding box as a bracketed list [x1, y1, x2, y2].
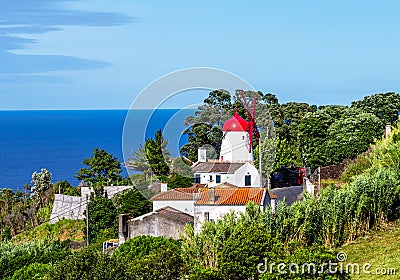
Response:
[115, 235, 183, 279]
[0, 240, 70, 279]
[11, 262, 51, 280]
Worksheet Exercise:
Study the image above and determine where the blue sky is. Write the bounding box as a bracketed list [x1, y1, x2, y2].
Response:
[0, 0, 399, 110]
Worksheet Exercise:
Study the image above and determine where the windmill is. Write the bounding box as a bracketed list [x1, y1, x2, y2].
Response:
[239, 90, 264, 188]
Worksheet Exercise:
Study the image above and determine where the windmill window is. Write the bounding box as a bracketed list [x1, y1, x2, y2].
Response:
[245, 175, 251, 186]
[242, 136, 245, 140]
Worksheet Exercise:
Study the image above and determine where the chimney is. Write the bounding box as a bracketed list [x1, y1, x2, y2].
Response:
[209, 187, 216, 204]
[161, 183, 168, 192]
[198, 147, 207, 162]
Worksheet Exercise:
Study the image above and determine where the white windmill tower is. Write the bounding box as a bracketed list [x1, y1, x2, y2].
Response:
[219, 91, 261, 163]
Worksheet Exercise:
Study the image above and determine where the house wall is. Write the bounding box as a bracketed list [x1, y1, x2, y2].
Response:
[152, 200, 194, 215]
[126, 213, 189, 240]
[194, 205, 255, 232]
[220, 131, 253, 162]
[196, 173, 230, 185]
[233, 162, 261, 187]
[194, 162, 260, 188]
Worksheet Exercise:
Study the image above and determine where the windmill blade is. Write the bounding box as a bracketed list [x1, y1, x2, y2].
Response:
[252, 96, 260, 140]
[240, 90, 260, 140]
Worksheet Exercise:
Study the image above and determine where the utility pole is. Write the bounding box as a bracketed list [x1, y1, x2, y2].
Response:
[318, 167, 321, 196]
[259, 137, 263, 188]
[86, 194, 89, 246]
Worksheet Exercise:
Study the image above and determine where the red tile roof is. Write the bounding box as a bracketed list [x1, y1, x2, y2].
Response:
[151, 189, 195, 201]
[195, 187, 265, 205]
[150, 184, 205, 201]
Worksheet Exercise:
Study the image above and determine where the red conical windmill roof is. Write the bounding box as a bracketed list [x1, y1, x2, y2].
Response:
[222, 110, 248, 132]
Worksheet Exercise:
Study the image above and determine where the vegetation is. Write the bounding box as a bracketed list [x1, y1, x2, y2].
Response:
[339, 220, 400, 279]
[13, 219, 85, 244]
[144, 129, 170, 177]
[75, 148, 123, 191]
[1, 91, 400, 279]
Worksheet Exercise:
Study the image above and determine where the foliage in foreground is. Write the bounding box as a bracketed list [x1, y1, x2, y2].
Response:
[0, 240, 70, 279]
[183, 203, 346, 280]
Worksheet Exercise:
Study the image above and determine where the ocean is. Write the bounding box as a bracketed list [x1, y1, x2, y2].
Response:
[0, 109, 194, 192]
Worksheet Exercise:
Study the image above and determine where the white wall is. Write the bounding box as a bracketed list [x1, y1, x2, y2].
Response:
[194, 204, 262, 232]
[233, 162, 261, 187]
[196, 173, 230, 185]
[153, 200, 195, 215]
[194, 162, 260, 187]
[220, 131, 253, 162]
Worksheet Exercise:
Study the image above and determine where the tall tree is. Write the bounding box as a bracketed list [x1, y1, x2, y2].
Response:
[297, 105, 349, 170]
[181, 90, 233, 161]
[85, 196, 118, 244]
[351, 92, 400, 125]
[144, 130, 170, 177]
[31, 168, 52, 206]
[75, 148, 122, 188]
[326, 110, 382, 164]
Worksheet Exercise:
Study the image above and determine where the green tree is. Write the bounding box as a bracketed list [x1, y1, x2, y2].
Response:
[53, 180, 80, 196]
[31, 168, 52, 206]
[185, 89, 233, 128]
[75, 148, 122, 190]
[351, 92, 400, 125]
[124, 145, 152, 180]
[180, 123, 223, 161]
[144, 129, 170, 177]
[326, 111, 381, 164]
[85, 197, 118, 244]
[47, 245, 127, 280]
[115, 235, 183, 280]
[12, 262, 52, 280]
[298, 105, 349, 170]
[181, 90, 233, 161]
[112, 188, 152, 217]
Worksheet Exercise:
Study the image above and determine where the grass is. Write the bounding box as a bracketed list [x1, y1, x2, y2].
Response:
[338, 219, 400, 279]
[13, 219, 85, 244]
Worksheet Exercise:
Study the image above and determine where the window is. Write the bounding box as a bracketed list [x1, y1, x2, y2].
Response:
[204, 212, 209, 221]
[245, 175, 251, 186]
[216, 175, 221, 183]
[194, 174, 200, 183]
[209, 175, 213, 182]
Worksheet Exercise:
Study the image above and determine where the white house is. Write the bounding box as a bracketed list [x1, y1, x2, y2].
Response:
[193, 185, 277, 232]
[150, 184, 205, 215]
[192, 161, 260, 187]
[118, 109, 281, 241]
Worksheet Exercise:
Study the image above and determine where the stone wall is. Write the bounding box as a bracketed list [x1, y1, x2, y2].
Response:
[49, 186, 134, 224]
[49, 194, 87, 224]
[119, 207, 193, 243]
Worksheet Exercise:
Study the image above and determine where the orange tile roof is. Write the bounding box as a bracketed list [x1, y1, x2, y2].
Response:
[150, 184, 206, 201]
[195, 188, 265, 205]
[175, 184, 206, 193]
[151, 189, 195, 201]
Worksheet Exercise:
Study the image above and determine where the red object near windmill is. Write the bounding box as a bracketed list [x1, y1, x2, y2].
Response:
[239, 90, 261, 152]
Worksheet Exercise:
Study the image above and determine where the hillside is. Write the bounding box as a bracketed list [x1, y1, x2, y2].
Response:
[13, 219, 85, 244]
[340, 220, 399, 279]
